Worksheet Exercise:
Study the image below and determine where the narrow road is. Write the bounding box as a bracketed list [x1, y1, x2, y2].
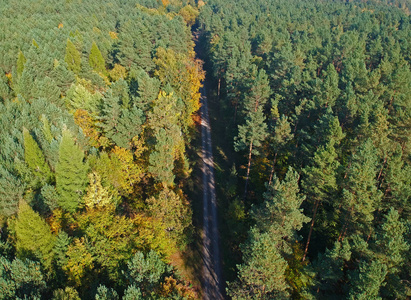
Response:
[200, 86, 224, 300]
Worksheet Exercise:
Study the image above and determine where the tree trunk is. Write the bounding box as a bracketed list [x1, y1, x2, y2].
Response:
[303, 199, 320, 262]
[244, 141, 253, 199]
[217, 77, 221, 99]
[268, 151, 278, 185]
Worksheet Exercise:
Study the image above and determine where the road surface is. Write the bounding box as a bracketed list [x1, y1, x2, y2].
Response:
[200, 86, 224, 300]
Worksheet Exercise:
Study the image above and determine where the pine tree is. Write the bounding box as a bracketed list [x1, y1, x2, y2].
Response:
[89, 42, 106, 74]
[302, 140, 340, 261]
[123, 251, 172, 296]
[0, 255, 46, 299]
[268, 114, 293, 185]
[23, 127, 53, 184]
[234, 107, 268, 198]
[0, 166, 25, 217]
[15, 200, 55, 268]
[64, 39, 81, 74]
[348, 260, 388, 300]
[229, 168, 310, 298]
[55, 129, 89, 213]
[339, 139, 382, 241]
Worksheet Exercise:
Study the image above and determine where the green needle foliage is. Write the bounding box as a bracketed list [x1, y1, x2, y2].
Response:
[89, 42, 106, 74]
[64, 39, 81, 74]
[55, 129, 89, 213]
[15, 200, 55, 268]
[23, 127, 53, 184]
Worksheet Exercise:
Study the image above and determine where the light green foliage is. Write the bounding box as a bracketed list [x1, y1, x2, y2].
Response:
[15, 201, 55, 268]
[89, 42, 106, 74]
[66, 83, 101, 113]
[0, 255, 46, 300]
[23, 127, 53, 184]
[16, 50, 26, 78]
[95, 285, 119, 300]
[52, 287, 81, 300]
[147, 186, 192, 250]
[64, 39, 81, 74]
[56, 129, 89, 213]
[122, 286, 143, 300]
[227, 228, 289, 299]
[78, 206, 138, 282]
[123, 251, 172, 296]
[149, 128, 176, 186]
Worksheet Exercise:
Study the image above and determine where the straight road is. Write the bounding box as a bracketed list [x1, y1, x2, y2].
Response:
[200, 86, 224, 300]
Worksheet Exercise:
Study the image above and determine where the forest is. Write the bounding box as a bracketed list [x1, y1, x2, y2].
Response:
[0, 0, 410, 299]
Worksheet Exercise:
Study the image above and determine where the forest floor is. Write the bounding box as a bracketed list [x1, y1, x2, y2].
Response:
[200, 85, 224, 300]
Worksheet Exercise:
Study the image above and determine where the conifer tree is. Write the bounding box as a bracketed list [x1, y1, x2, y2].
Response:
[16, 50, 26, 78]
[229, 169, 310, 298]
[89, 42, 106, 74]
[268, 114, 293, 184]
[23, 127, 53, 184]
[64, 39, 81, 74]
[55, 129, 88, 213]
[149, 128, 176, 186]
[339, 139, 382, 241]
[302, 140, 340, 261]
[0, 166, 24, 217]
[15, 200, 55, 268]
[0, 255, 46, 299]
[234, 107, 268, 197]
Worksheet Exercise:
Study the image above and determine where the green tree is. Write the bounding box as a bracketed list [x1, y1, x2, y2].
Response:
[23, 127, 53, 185]
[148, 128, 176, 186]
[56, 129, 89, 213]
[95, 285, 119, 300]
[267, 114, 293, 185]
[65, 39, 81, 74]
[15, 200, 55, 268]
[228, 169, 310, 298]
[89, 42, 106, 74]
[16, 50, 26, 78]
[339, 139, 382, 241]
[302, 139, 340, 261]
[234, 108, 268, 198]
[0, 255, 46, 300]
[0, 166, 25, 217]
[123, 251, 172, 297]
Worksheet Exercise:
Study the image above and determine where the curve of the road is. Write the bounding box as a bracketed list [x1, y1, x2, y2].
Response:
[200, 86, 224, 300]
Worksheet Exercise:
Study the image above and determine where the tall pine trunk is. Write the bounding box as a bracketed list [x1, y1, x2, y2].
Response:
[244, 141, 253, 199]
[268, 152, 278, 185]
[303, 199, 320, 261]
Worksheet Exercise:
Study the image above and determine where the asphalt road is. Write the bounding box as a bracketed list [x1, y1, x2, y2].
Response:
[200, 86, 224, 300]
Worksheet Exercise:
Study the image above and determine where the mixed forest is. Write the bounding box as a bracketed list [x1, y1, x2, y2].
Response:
[0, 0, 204, 298]
[0, 0, 410, 299]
